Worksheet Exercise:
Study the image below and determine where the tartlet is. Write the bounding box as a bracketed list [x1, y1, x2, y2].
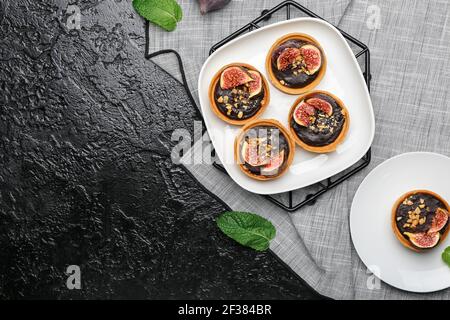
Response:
[209, 63, 270, 125]
[235, 119, 294, 181]
[288, 90, 349, 153]
[266, 33, 326, 95]
[392, 190, 450, 252]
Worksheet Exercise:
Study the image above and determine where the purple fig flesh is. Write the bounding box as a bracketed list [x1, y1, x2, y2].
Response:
[199, 0, 232, 15]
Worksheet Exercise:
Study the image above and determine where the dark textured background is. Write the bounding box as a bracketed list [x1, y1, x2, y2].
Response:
[0, 0, 322, 299]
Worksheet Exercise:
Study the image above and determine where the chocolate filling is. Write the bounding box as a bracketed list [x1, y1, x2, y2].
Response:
[214, 68, 265, 120]
[239, 125, 290, 177]
[290, 93, 345, 147]
[270, 39, 322, 88]
[396, 193, 448, 238]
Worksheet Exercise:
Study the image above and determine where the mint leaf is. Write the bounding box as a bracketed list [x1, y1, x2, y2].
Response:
[217, 212, 276, 251]
[133, 0, 183, 32]
[442, 246, 450, 267]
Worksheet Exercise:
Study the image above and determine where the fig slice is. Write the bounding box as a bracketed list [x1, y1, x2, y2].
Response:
[261, 151, 285, 176]
[276, 48, 301, 71]
[404, 232, 440, 249]
[241, 141, 249, 163]
[247, 70, 262, 98]
[293, 101, 316, 127]
[428, 208, 449, 234]
[306, 98, 333, 116]
[300, 44, 322, 75]
[220, 66, 253, 90]
[242, 138, 269, 167]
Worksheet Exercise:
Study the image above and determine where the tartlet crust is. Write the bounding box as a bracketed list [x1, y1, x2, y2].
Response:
[234, 119, 295, 181]
[265, 33, 327, 95]
[391, 189, 450, 253]
[288, 90, 349, 153]
[208, 63, 270, 125]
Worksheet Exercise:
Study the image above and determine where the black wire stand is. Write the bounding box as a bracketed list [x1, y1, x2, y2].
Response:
[145, 0, 372, 213]
[209, 0, 372, 212]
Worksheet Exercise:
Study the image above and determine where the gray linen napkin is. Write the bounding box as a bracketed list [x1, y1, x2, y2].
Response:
[148, 0, 353, 103]
[151, 0, 450, 299]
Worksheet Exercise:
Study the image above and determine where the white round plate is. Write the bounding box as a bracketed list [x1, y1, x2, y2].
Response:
[350, 152, 450, 293]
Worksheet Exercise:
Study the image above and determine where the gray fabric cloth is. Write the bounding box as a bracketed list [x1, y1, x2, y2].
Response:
[148, 0, 352, 103]
[149, 0, 450, 299]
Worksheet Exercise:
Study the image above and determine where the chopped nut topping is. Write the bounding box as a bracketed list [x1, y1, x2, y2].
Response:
[403, 198, 414, 206]
[223, 96, 229, 103]
[217, 96, 224, 103]
[237, 111, 243, 119]
[397, 216, 402, 221]
[405, 206, 424, 229]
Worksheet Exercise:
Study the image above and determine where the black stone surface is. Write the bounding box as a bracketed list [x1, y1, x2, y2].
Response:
[0, 0, 322, 300]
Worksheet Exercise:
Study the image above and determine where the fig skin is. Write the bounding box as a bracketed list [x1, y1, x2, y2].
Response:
[293, 97, 333, 127]
[199, 0, 231, 15]
[220, 66, 253, 90]
[306, 98, 332, 116]
[428, 208, 449, 234]
[247, 70, 262, 98]
[242, 139, 269, 167]
[293, 101, 315, 127]
[261, 151, 284, 176]
[300, 44, 322, 75]
[404, 232, 440, 249]
[276, 48, 301, 71]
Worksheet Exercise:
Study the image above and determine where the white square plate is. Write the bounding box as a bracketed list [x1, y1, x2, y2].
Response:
[198, 18, 375, 195]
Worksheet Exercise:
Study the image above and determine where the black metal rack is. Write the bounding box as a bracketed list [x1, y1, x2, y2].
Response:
[208, 0, 372, 212]
[145, 0, 372, 213]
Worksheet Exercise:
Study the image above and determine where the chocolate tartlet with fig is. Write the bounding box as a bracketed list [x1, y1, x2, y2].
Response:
[266, 33, 326, 95]
[209, 63, 270, 125]
[235, 119, 294, 181]
[288, 90, 349, 153]
[392, 190, 450, 252]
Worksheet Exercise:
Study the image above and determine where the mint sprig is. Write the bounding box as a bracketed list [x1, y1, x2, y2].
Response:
[442, 246, 450, 267]
[132, 0, 182, 32]
[217, 212, 276, 251]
